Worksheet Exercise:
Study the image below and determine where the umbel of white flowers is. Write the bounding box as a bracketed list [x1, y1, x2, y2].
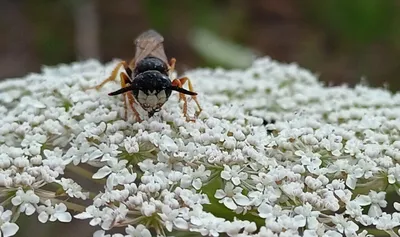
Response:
[1, 57, 400, 237]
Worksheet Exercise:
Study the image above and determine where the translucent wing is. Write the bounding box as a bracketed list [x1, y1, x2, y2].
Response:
[134, 30, 168, 66]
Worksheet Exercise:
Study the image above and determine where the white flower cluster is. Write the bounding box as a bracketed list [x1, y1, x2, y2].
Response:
[1, 57, 400, 237]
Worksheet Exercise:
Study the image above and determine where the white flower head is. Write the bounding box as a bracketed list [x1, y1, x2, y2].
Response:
[2, 57, 400, 236]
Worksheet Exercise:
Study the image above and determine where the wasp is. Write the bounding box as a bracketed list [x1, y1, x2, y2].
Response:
[89, 30, 202, 122]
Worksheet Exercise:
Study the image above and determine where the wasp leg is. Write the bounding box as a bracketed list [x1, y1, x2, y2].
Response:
[168, 58, 176, 78]
[119, 72, 142, 122]
[87, 61, 130, 90]
[171, 76, 202, 121]
[174, 77, 202, 112]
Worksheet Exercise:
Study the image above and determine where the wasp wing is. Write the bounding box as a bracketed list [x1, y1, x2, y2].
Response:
[134, 30, 168, 66]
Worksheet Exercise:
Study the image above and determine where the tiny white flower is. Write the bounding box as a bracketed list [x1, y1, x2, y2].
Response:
[373, 213, 399, 230]
[387, 164, 400, 184]
[221, 164, 248, 185]
[159, 135, 178, 153]
[55, 178, 89, 200]
[294, 203, 320, 229]
[258, 202, 283, 220]
[13, 156, 29, 168]
[11, 189, 40, 216]
[93, 159, 136, 189]
[331, 214, 359, 236]
[125, 224, 152, 237]
[124, 136, 140, 153]
[98, 143, 120, 162]
[37, 200, 72, 223]
[345, 201, 363, 218]
[296, 150, 322, 173]
[215, 182, 250, 210]
[366, 191, 387, 218]
[141, 202, 156, 217]
[159, 205, 188, 232]
[0, 207, 19, 237]
[180, 165, 211, 190]
[75, 205, 103, 227]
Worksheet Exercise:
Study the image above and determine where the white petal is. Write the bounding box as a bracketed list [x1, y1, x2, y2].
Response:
[233, 194, 250, 206]
[214, 190, 226, 199]
[49, 215, 57, 222]
[25, 204, 36, 216]
[89, 218, 102, 226]
[54, 212, 72, 222]
[165, 222, 173, 232]
[304, 230, 318, 237]
[223, 198, 237, 210]
[93, 230, 108, 237]
[368, 204, 382, 218]
[11, 196, 22, 206]
[324, 230, 342, 237]
[394, 202, 400, 211]
[258, 203, 272, 218]
[192, 178, 202, 190]
[307, 217, 319, 230]
[232, 177, 241, 185]
[220, 171, 231, 180]
[106, 175, 116, 190]
[74, 212, 92, 219]
[346, 175, 357, 190]
[31, 99, 46, 109]
[89, 150, 104, 161]
[174, 218, 188, 230]
[190, 216, 203, 226]
[293, 215, 306, 227]
[92, 166, 112, 179]
[1, 210, 12, 222]
[140, 229, 152, 237]
[38, 212, 49, 223]
[159, 136, 178, 152]
[1, 222, 19, 237]
[354, 195, 371, 206]
[388, 175, 395, 184]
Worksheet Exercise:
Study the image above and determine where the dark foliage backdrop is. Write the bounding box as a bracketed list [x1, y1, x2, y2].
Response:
[1, 0, 400, 90]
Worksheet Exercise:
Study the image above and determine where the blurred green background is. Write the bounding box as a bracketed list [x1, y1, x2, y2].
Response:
[1, 0, 400, 90]
[1, 0, 400, 236]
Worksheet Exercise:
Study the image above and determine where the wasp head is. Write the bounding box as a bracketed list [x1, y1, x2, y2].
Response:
[108, 70, 197, 118]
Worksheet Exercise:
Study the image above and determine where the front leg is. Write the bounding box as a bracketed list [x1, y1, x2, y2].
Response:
[171, 76, 202, 121]
[110, 72, 142, 122]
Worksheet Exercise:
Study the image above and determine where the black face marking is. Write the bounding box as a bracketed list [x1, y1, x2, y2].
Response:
[134, 57, 168, 77]
[131, 70, 173, 115]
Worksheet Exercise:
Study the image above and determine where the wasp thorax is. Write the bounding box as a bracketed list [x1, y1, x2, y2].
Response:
[131, 70, 173, 116]
[134, 57, 168, 76]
